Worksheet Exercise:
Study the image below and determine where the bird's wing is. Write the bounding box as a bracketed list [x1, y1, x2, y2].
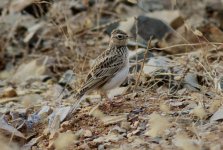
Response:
[80, 55, 125, 92]
[93, 48, 110, 65]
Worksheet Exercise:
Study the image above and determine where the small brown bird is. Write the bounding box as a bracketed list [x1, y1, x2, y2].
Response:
[69, 29, 130, 115]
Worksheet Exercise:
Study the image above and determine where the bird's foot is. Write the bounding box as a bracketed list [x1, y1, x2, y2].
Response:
[100, 99, 122, 112]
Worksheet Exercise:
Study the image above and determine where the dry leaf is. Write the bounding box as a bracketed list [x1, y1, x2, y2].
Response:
[144, 56, 171, 74]
[210, 106, 223, 122]
[22, 136, 43, 150]
[49, 106, 71, 124]
[10, 0, 34, 13]
[12, 57, 54, 83]
[0, 117, 26, 139]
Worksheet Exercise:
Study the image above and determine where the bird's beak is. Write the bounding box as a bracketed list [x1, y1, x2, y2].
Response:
[127, 36, 134, 39]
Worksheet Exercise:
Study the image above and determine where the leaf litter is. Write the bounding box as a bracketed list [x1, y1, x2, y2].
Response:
[0, 0, 223, 149]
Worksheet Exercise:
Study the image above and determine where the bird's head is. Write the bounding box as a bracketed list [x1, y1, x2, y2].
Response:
[110, 29, 129, 46]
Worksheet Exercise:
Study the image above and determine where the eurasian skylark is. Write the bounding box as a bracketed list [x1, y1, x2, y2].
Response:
[69, 29, 130, 114]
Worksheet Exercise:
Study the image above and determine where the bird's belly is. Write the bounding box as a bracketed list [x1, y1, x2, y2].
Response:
[102, 64, 129, 91]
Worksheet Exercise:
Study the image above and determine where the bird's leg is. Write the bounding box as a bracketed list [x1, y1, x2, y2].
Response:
[99, 90, 116, 111]
[100, 91, 111, 102]
[89, 91, 108, 115]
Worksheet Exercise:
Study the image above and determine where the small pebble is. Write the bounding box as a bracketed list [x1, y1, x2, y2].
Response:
[84, 130, 92, 137]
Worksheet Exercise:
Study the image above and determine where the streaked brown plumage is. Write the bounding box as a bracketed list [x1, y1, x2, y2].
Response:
[69, 29, 129, 115]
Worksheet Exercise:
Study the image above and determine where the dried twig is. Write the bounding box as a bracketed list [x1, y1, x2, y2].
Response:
[134, 36, 153, 90]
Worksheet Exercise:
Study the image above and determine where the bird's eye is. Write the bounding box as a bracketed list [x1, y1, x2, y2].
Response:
[117, 35, 123, 39]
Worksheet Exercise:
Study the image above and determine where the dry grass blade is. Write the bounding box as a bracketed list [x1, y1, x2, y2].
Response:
[134, 36, 153, 90]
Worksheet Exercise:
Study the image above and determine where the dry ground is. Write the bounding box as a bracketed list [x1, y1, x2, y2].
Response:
[0, 0, 223, 150]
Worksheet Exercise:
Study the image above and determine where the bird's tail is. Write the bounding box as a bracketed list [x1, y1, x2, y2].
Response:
[67, 87, 88, 119]
[75, 91, 85, 100]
